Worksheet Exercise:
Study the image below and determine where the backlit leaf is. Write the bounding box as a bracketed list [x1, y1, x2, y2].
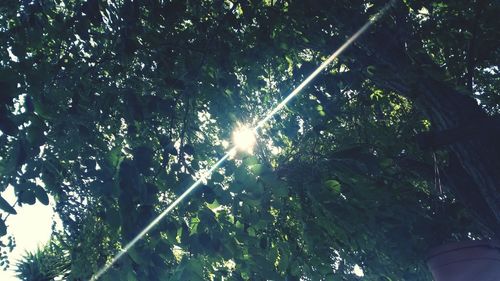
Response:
[0, 195, 16, 214]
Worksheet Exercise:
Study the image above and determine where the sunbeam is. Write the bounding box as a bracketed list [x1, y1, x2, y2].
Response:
[89, 1, 396, 279]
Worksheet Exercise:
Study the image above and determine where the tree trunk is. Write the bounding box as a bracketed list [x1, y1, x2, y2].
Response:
[415, 75, 500, 226]
[358, 28, 500, 235]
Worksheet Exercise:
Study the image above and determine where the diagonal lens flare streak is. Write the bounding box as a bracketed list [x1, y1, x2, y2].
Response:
[90, 148, 235, 281]
[254, 0, 396, 131]
[90, 1, 395, 280]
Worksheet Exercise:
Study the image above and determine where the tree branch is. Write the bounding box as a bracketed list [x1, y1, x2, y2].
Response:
[466, 0, 486, 92]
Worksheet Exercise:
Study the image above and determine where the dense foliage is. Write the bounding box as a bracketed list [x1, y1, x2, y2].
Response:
[1, 0, 499, 280]
[14, 239, 70, 281]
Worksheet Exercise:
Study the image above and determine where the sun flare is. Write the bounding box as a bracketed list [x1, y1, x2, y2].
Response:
[232, 125, 256, 153]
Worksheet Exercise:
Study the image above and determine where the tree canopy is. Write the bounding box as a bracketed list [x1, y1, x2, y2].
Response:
[1, 0, 499, 280]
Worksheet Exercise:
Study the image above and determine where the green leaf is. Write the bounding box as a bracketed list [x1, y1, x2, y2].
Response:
[259, 237, 267, 249]
[366, 65, 376, 76]
[249, 164, 268, 176]
[33, 98, 55, 120]
[105, 207, 121, 229]
[324, 180, 341, 194]
[128, 248, 150, 266]
[126, 271, 137, 281]
[107, 146, 122, 168]
[183, 144, 195, 155]
[234, 165, 255, 187]
[316, 104, 326, 116]
[189, 216, 201, 234]
[380, 158, 394, 168]
[0, 114, 18, 136]
[1, 142, 20, 175]
[0, 219, 6, 236]
[261, 172, 288, 198]
[102, 268, 121, 281]
[273, 185, 289, 199]
[26, 121, 46, 147]
[0, 195, 16, 214]
[34, 186, 49, 205]
[19, 190, 36, 205]
[211, 172, 224, 183]
[163, 221, 178, 240]
[197, 232, 211, 245]
[155, 240, 172, 258]
[133, 146, 153, 173]
[243, 156, 259, 166]
[201, 186, 216, 204]
[179, 259, 205, 281]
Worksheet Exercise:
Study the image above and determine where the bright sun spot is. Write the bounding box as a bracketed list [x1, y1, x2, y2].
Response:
[232, 125, 256, 153]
